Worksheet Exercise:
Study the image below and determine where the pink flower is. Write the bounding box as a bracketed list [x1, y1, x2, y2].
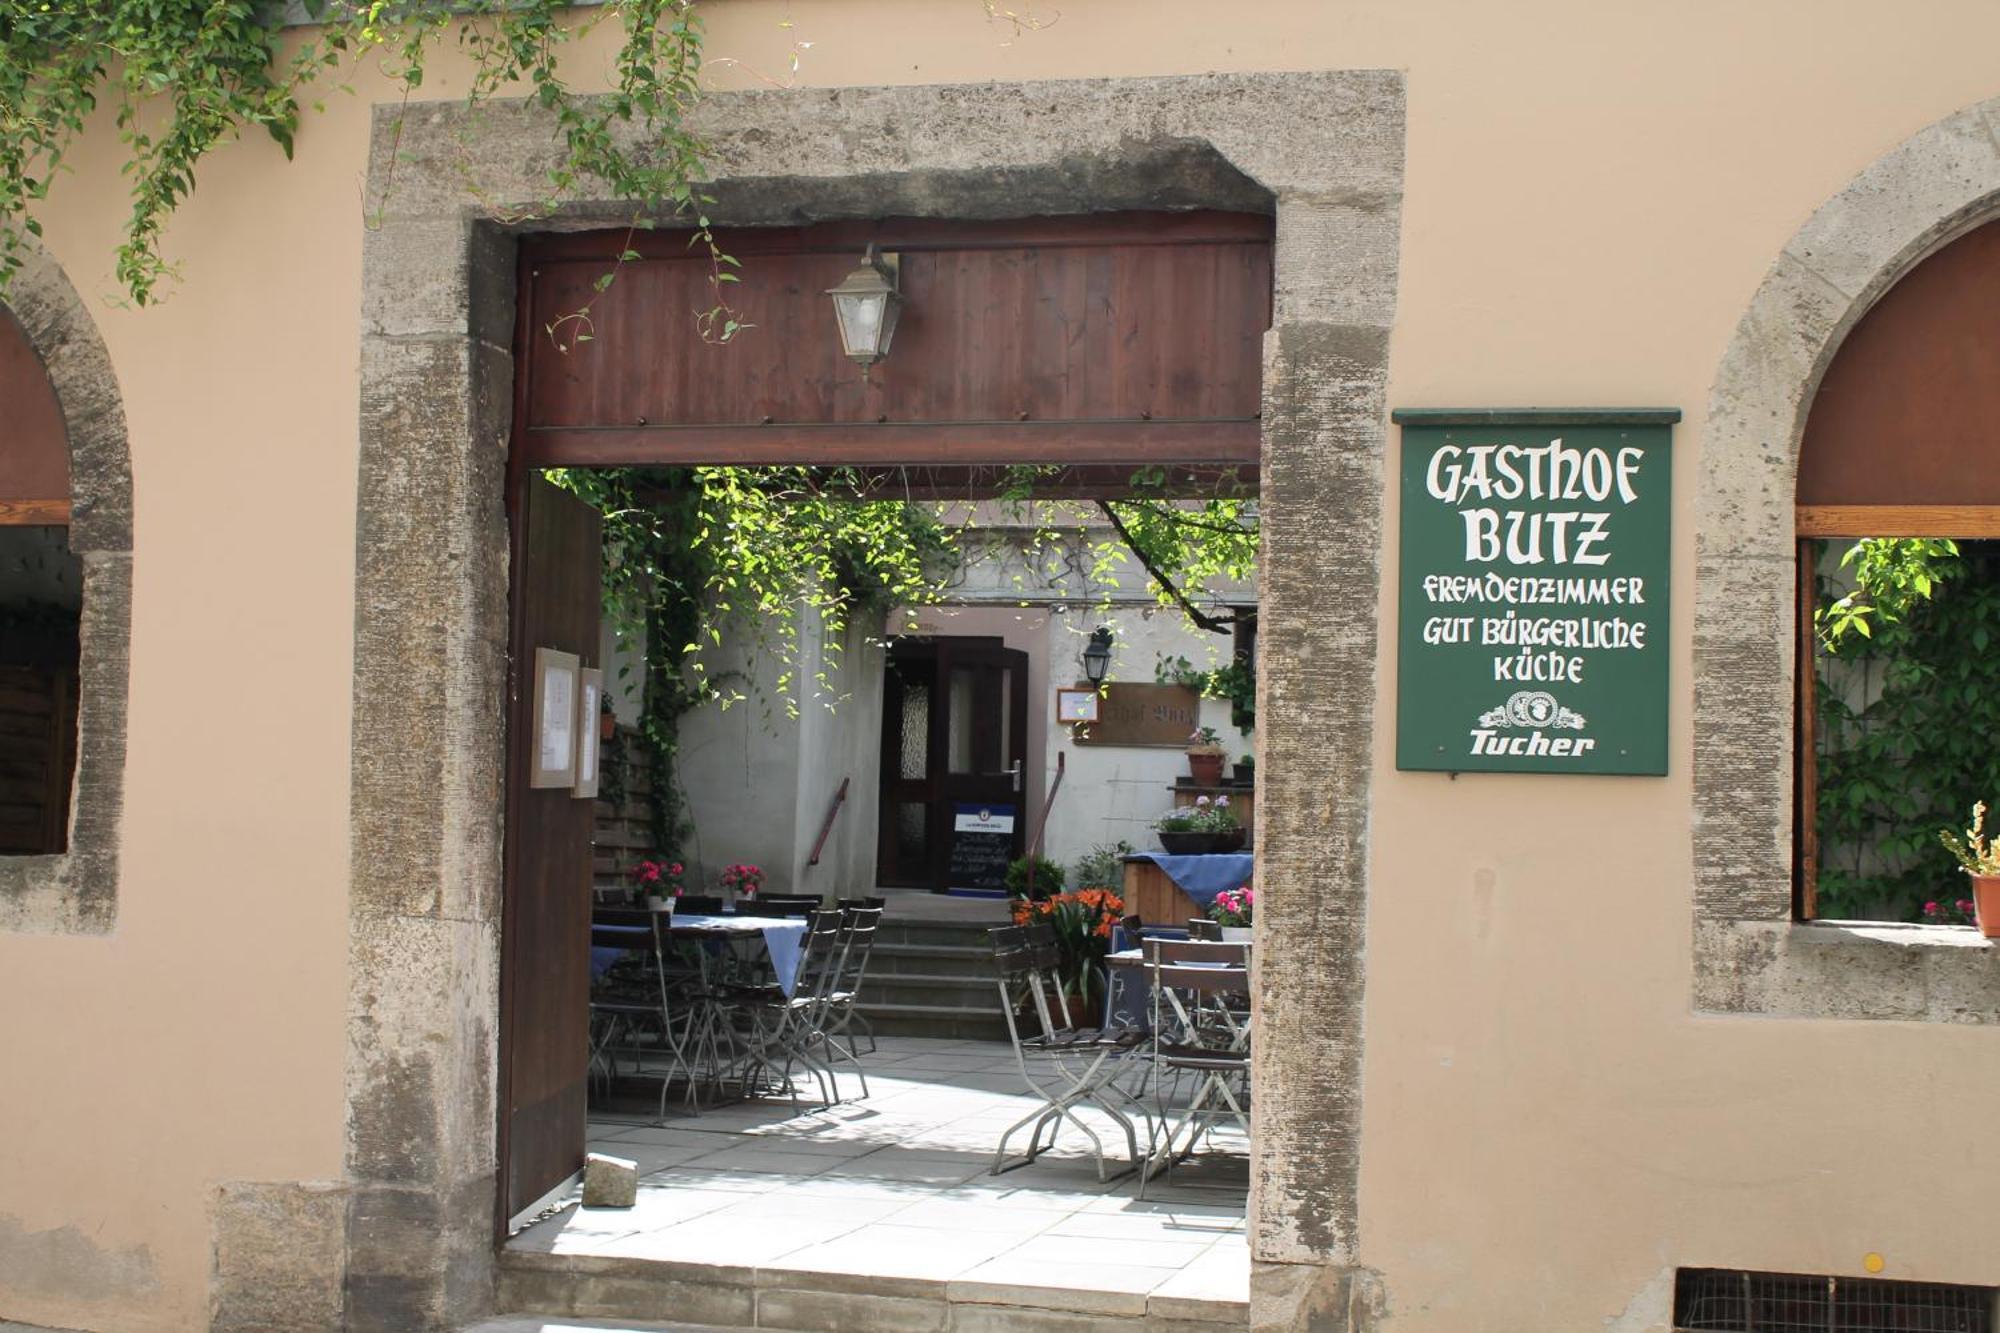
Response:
[1959, 899, 1976, 915]
[1214, 795, 1230, 809]
[1924, 901, 1941, 916]
[1195, 795, 1211, 808]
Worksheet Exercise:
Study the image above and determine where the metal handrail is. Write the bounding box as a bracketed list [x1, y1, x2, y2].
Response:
[1023, 752, 1066, 897]
[806, 777, 850, 867]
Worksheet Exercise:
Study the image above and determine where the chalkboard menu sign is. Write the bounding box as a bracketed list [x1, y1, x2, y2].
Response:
[1394, 409, 1677, 775]
[947, 803, 1017, 891]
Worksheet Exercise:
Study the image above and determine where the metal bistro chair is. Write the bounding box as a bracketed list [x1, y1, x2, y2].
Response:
[588, 909, 703, 1118]
[1140, 938, 1251, 1198]
[1186, 916, 1223, 941]
[675, 893, 725, 915]
[823, 904, 883, 1065]
[988, 922, 1150, 1182]
[720, 908, 849, 1107]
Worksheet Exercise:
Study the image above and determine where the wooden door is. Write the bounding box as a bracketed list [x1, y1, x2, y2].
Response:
[498, 474, 602, 1230]
[876, 637, 1029, 891]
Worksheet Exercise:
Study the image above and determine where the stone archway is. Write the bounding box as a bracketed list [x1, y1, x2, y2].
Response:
[0, 239, 133, 936]
[1694, 97, 2000, 1021]
[331, 73, 1405, 1330]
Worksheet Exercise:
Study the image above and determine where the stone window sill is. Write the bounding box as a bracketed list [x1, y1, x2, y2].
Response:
[1807, 919, 1994, 949]
[1694, 916, 2000, 1024]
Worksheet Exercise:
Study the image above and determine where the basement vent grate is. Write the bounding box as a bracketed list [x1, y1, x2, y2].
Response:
[1675, 1268, 1996, 1332]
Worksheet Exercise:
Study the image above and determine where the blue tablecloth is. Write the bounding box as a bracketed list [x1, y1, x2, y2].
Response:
[1131, 852, 1254, 910]
[590, 914, 810, 995]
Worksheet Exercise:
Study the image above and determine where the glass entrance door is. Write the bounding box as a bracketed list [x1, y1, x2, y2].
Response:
[877, 636, 1030, 891]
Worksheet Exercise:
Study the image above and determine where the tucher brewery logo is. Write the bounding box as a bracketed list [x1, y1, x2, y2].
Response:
[1469, 689, 1595, 758]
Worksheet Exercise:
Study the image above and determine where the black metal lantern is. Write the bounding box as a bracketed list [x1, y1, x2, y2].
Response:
[826, 244, 903, 375]
[1081, 626, 1114, 686]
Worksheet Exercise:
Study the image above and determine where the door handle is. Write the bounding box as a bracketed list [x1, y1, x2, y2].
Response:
[984, 760, 1023, 792]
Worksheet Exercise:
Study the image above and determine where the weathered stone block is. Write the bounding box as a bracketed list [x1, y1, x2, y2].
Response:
[581, 1154, 637, 1208]
[212, 1181, 346, 1332]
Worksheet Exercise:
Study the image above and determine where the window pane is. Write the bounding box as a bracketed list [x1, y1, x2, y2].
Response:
[947, 667, 973, 773]
[899, 683, 930, 780]
[0, 525, 81, 855]
[998, 667, 1013, 769]
[894, 802, 927, 868]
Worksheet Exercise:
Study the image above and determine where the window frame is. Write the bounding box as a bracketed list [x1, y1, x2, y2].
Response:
[1791, 504, 2000, 921]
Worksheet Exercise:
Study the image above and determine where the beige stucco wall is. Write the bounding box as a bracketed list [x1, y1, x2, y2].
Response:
[7, 3, 2000, 1329]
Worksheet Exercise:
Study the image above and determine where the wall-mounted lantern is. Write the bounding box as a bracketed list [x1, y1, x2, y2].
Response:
[1081, 626, 1115, 687]
[826, 244, 903, 376]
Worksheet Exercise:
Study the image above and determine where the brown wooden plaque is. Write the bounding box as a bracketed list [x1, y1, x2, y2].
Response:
[1071, 683, 1201, 747]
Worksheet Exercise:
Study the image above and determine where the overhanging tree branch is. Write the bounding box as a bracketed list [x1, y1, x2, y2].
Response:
[1095, 499, 1247, 634]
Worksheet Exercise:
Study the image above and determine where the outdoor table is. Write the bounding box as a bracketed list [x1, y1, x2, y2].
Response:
[664, 913, 810, 997]
[588, 912, 810, 996]
[1101, 939, 1250, 1033]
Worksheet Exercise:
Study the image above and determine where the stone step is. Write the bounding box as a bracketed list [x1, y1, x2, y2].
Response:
[852, 1001, 1012, 1042]
[874, 920, 1003, 950]
[856, 972, 1004, 1009]
[497, 1249, 1248, 1330]
[866, 942, 995, 978]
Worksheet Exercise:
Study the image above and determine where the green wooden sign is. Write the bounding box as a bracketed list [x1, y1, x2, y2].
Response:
[1394, 409, 1678, 776]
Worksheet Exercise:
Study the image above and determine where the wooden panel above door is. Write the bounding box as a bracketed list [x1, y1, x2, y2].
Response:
[517, 212, 1272, 469]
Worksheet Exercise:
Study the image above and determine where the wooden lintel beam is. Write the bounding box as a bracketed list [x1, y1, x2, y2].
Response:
[1795, 504, 2000, 537]
[519, 420, 1262, 469]
[0, 498, 69, 525]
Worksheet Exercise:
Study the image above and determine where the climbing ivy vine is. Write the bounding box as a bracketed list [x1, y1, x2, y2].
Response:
[549, 465, 958, 857]
[551, 465, 1264, 857]
[0, 0, 710, 304]
[1813, 537, 2000, 921]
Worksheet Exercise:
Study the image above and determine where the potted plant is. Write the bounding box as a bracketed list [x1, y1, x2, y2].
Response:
[1154, 794, 1244, 855]
[1186, 726, 1227, 786]
[627, 857, 683, 912]
[1004, 854, 1066, 902]
[1938, 801, 2000, 939]
[599, 700, 617, 742]
[1233, 752, 1255, 785]
[1009, 887, 1125, 1028]
[1209, 883, 1254, 942]
[719, 861, 764, 905]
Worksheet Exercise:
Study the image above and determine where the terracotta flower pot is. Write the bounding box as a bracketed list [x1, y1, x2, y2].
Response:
[1973, 875, 2000, 940]
[1188, 752, 1225, 786]
[599, 711, 616, 741]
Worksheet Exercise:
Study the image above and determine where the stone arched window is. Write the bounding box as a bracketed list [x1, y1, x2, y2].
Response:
[0, 305, 80, 854]
[1695, 97, 2000, 1023]
[0, 248, 132, 935]
[1795, 220, 2000, 923]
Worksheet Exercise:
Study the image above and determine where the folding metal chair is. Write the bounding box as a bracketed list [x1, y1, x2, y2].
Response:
[716, 908, 850, 1107]
[988, 923, 1151, 1182]
[823, 904, 883, 1062]
[1139, 938, 1251, 1197]
[587, 909, 703, 1118]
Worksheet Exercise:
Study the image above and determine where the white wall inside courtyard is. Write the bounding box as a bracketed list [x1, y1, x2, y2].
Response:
[664, 516, 1253, 895]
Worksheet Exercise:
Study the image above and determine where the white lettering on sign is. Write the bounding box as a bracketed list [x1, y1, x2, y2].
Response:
[1425, 440, 1643, 507]
[1422, 574, 1646, 605]
[1469, 729, 1597, 758]
[1459, 508, 1612, 565]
